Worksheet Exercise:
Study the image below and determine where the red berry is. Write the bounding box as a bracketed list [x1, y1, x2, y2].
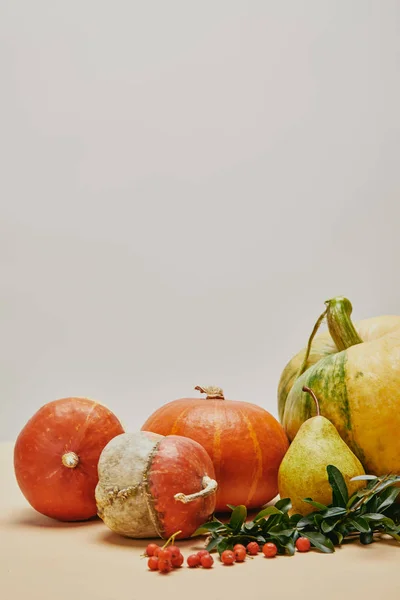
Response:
[234, 547, 246, 562]
[153, 547, 161, 557]
[221, 550, 235, 565]
[262, 542, 278, 558]
[295, 537, 311, 552]
[246, 542, 260, 555]
[171, 553, 184, 568]
[200, 554, 214, 569]
[168, 545, 181, 560]
[146, 543, 159, 557]
[197, 550, 210, 559]
[158, 558, 172, 573]
[158, 548, 172, 561]
[147, 556, 159, 571]
[187, 554, 201, 568]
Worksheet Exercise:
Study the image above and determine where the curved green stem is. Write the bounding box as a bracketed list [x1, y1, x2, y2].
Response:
[296, 308, 328, 378]
[325, 297, 363, 351]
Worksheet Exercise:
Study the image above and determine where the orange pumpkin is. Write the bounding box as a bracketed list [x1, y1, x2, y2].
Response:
[14, 397, 124, 521]
[141, 386, 289, 512]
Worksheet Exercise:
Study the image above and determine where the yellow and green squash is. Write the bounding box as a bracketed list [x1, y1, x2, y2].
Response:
[278, 296, 400, 476]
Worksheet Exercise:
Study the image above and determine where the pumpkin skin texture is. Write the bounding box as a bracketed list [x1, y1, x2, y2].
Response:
[279, 297, 400, 477]
[14, 397, 125, 521]
[95, 431, 217, 539]
[141, 386, 289, 512]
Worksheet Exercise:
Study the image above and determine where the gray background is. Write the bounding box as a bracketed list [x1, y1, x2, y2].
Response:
[1, 1, 399, 441]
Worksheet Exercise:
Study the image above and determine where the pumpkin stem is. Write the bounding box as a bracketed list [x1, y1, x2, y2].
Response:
[174, 476, 218, 504]
[195, 386, 225, 400]
[302, 386, 321, 416]
[62, 451, 79, 469]
[325, 297, 363, 351]
[296, 308, 328, 379]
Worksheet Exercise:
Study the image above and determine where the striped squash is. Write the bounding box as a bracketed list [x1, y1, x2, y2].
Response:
[142, 386, 289, 512]
[278, 296, 400, 476]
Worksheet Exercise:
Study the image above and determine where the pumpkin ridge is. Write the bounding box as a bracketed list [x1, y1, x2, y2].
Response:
[238, 409, 263, 507]
[212, 402, 222, 481]
[170, 406, 192, 435]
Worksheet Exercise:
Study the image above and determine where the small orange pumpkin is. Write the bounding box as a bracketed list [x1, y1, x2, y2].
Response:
[141, 386, 289, 512]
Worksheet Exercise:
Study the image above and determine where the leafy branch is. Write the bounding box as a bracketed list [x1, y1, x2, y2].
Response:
[192, 466, 400, 556]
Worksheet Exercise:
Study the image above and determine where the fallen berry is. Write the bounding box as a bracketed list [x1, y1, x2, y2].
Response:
[187, 554, 201, 568]
[262, 543, 278, 558]
[168, 545, 181, 560]
[246, 542, 260, 555]
[158, 548, 172, 561]
[200, 554, 214, 568]
[171, 553, 184, 568]
[295, 537, 311, 552]
[147, 556, 159, 571]
[234, 547, 246, 562]
[221, 550, 235, 565]
[146, 543, 159, 557]
[233, 544, 246, 553]
[158, 558, 172, 573]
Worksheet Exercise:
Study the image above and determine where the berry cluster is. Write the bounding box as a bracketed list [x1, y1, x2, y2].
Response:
[220, 537, 310, 565]
[145, 533, 311, 573]
[146, 542, 184, 573]
[145, 535, 214, 573]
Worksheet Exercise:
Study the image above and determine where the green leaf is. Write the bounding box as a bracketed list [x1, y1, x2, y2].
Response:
[381, 517, 397, 530]
[327, 465, 348, 507]
[254, 506, 282, 521]
[206, 536, 224, 552]
[217, 538, 232, 555]
[323, 507, 347, 518]
[376, 487, 400, 513]
[321, 519, 340, 534]
[226, 504, 236, 511]
[268, 527, 294, 537]
[228, 505, 247, 533]
[362, 513, 386, 522]
[302, 498, 328, 511]
[349, 517, 370, 533]
[301, 531, 335, 553]
[191, 521, 225, 536]
[364, 495, 378, 513]
[284, 538, 296, 556]
[289, 514, 303, 526]
[297, 514, 316, 529]
[331, 530, 343, 545]
[346, 494, 359, 509]
[313, 514, 324, 527]
[350, 475, 378, 481]
[243, 522, 258, 533]
[274, 498, 292, 513]
[262, 514, 283, 532]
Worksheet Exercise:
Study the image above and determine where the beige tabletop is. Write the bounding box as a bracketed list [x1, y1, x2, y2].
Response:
[1, 442, 398, 600]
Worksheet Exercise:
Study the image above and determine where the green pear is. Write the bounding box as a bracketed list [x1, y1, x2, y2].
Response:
[278, 386, 365, 515]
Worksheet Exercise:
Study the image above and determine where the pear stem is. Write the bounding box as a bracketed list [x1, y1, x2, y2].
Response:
[302, 386, 321, 416]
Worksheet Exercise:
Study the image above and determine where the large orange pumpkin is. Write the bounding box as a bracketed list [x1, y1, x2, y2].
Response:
[14, 397, 125, 521]
[141, 386, 289, 512]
